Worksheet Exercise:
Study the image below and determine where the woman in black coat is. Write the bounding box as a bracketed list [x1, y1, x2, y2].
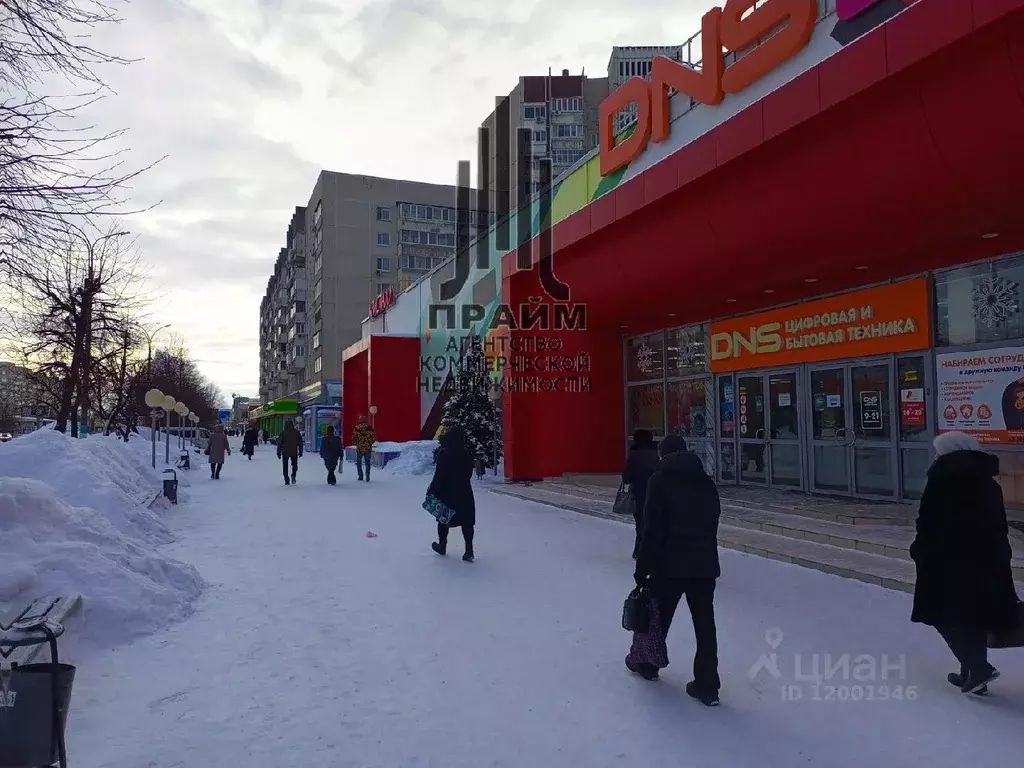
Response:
[622, 429, 660, 559]
[242, 426, 258, 459]
[429, 426, 477, 562]
[910, 431, 1019, 695]
[319, 425, 343, 485]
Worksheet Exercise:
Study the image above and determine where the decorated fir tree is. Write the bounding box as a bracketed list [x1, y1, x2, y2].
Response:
[438, 338, 502, 469]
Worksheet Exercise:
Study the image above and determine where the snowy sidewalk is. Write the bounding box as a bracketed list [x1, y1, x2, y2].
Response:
[67, 445, 1024, 768]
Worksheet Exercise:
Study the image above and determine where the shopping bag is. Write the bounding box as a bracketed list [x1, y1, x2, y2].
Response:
[422, 492, 457, 525]
[627, 598, 670, 670]
[987, 601, 1024, 649]
[613, 482, 635, 518]
[622, 586, 650, 633]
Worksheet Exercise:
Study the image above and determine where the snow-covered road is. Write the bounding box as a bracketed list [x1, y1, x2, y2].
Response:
[67, 443, 1024, 768]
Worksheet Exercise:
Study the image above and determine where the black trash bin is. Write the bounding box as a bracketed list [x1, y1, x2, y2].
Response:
[0, 662, 75, 767]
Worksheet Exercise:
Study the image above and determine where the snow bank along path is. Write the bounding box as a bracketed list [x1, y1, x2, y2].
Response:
[65, 444, 1024, 768]
[0, 429, 205, 650]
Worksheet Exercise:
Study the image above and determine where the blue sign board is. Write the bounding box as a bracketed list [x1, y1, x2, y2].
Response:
[218, 409, 231, 422]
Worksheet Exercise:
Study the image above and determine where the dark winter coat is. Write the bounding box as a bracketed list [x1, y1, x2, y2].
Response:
[242, 428, 258, 452]
[636, 450, 721, 582]
[320, 433, 343, 468]
[428, 426, 476, 527]
[277, 424, 302, 458]
[622, 443, 660, 521]
[910, 450, 1019, 630]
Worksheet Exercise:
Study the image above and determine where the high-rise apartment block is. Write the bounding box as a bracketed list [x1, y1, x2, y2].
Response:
[606, 46, 685, 133]
[258, 172, 489, 407]
[481, 71, 609, 208]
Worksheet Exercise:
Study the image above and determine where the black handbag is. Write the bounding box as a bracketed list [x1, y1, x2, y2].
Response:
[987, 601, 1024, 649]
[613, 482, 635, 518]
[622, 585, 651, 633]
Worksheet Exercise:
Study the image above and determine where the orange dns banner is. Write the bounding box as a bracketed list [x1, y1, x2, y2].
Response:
[709, 278, 931, 373]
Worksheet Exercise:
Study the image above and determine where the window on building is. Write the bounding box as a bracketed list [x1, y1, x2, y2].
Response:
[377, 231, 390, 246]
[619, 61, 625, 76]
[553, 124, 583, 139]
[313, 279, 322, 300]
[376, 206, 390, 221]
[313, 200, 322, 228]
[314, 356, 322, 374]
[935, 254, 1024, 346]
[376, 257, 390, 272]
[532, 129, 546, 142]
[312, 331, 321, 350]
[379, 282, 393, 294]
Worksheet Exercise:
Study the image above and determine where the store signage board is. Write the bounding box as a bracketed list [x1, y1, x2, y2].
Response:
[598, 0, 818, 176]
[709, 278, 931, 373]
[369, 287, 396, 319]
[859, 391, 882, 430]
[936, 346, 1024, 445]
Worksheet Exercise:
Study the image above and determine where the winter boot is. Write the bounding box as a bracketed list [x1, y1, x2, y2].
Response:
[685, 681, 720, 707]
[463, 546, 474, 562]
[210, 467, 216, 479]
[960, 666, 999, 694]
[625, 656, 658, 681]
[947, 672, 988, 695]
[284, 476, 290, 486]
[291, 472, 297, 484]
[431, 542, 447, 556]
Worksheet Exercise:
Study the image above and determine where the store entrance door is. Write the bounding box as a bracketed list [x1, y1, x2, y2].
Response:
[808, 359, 898, 499]
[736, 370, 802, 489]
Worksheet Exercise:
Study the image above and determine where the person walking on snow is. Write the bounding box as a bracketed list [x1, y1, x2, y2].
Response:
[622, 429, 660, 559]
[429, 425, 476, 562]
[242, 425, 258, 460]
[352, 415, 376, 482]
[277, 420, 302, 485]
[207, 424, 231, 479]
[320, 425, 343, 485]
[910, 431, 1019, 695]
[631, 434, 722, 707]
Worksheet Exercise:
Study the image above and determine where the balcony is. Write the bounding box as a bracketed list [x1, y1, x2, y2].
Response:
[288, 353, 306, 373]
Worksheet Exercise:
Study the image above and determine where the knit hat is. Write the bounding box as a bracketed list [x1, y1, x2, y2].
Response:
[659, 433, 688, 458]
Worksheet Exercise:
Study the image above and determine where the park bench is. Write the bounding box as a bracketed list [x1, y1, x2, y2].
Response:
[0, 595, 82, 665]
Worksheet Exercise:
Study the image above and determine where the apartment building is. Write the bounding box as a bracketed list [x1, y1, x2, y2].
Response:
[259, 172, 488, 407]
[481, 70, 609, 207]
[258, 206, 308, 404]
[606, 46, 685, 133]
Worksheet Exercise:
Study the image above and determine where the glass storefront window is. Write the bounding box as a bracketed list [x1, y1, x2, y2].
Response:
[667, 378, 711, 439]
[935, 253, 1024, 346]
[627, 383, 664, 436]
[718, 376, 735, 439]
[897, 356, 928, 442]
[666, 325, 707, 376]
[626, 333, 665, 382]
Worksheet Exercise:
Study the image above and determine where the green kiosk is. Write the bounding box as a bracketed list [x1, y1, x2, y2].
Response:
[251, 399, 301, 439]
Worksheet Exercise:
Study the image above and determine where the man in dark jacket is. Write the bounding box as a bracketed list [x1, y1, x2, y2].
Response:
[633, 434, 721, 706]
[277, 421, 303, 485]
[429, 426, 476, 562]
[319, 425, 343, 485]
[910, 431, 1019, 694]
[622, 429, 660, 559]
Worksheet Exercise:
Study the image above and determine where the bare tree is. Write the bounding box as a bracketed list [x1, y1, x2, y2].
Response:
[1, 0, 161, 252]
[1, 222, 148, 435]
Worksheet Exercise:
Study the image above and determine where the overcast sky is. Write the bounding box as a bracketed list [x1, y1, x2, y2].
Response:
[86, 0, 706, 400]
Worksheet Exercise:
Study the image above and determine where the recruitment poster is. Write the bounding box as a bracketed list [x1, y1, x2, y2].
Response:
[935, 346, 1024, 444]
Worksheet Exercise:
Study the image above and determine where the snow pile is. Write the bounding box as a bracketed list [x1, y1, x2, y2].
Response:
[0, 429, 205, 645]
[376, 440, 439, 476]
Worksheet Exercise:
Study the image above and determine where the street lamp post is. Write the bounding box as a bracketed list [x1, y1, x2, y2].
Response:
[174, 402, 189, 453]
[144, 389, 165, 469]
[145, 323, 172, 390]
[162, 394, 176, 464]
[369, 404, 378, 429]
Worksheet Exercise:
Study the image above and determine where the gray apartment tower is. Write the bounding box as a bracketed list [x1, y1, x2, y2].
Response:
[258, 171, 490, 407]
[480, 71, 609, 208]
